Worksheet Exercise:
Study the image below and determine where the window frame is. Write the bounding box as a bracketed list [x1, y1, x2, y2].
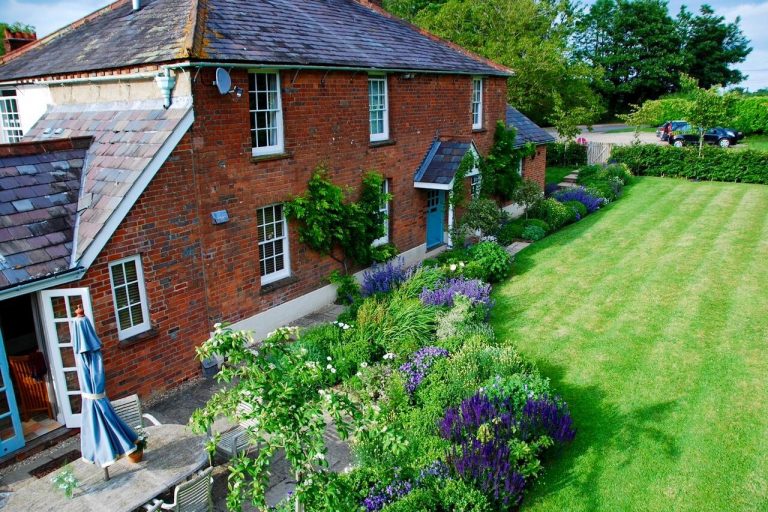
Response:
[108, 255, 151, 340]
[372, 179, 390, 247]
[0, 90, 23, 144]
[248, 71, 285, 157]
[368, 76, 389, 142]
[470, 174, 482, 199]
[518, 157, 524, 177]
[257, 203, 291, 285]
[471, 77, 483, 130]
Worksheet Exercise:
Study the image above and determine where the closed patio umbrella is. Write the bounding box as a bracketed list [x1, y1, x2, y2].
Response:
[73, 306, 138, 480]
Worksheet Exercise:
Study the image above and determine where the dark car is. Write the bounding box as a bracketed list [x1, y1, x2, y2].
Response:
[668, 127, 744, 148]
[656, 120, 689, 141]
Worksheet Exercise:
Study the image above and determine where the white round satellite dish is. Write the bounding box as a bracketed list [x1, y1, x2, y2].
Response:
[215, 68, 232, 95]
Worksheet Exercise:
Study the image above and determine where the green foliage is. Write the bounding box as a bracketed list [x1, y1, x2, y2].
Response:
[465, 241, 513, 283]
[435, 295, 485, 345]
[191, 325, 361, 511]
[51, 464, 78, 499]
[398, 265, 445, 299]
[457, 198, 504, 239]
[387, 0, 602, 125]
[496, 220, 524, 245]
[563, 200, 588, 219]
[451, 152, 479, 209]
[524, 218, 551, 233]
[521, 225, 546, 241]
[532, 198, 574, 230]
[511, 179, 544, 219]
[0, 22, 35, 58]
[328, 270, 360, 305]
[612, 143, 768, 184]
[381, 478, 494, 511]
[480, 122, 534, 200]
[575, 0, 683, 114]
[284, 167, 391, 273]
[730, 96, 768, 135]
[683, 75, 735, 156]
[677, 4, 752, 89]
[546, 142, 587, 166]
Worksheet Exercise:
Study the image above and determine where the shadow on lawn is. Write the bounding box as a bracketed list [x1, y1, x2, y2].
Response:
[524, 358, 681, 510]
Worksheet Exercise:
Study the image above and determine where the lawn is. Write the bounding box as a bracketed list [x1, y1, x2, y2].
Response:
[546, 165, 577, 185]
[492, 177, 768, 512]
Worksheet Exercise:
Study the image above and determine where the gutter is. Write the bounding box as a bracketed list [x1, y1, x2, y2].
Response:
[0, 266, 86, 302]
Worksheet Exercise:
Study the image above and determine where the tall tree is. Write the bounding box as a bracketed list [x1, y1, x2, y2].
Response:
[384, 0, 603, 125]
[677, 5, 752, 89]
[575, 0, 682, 115]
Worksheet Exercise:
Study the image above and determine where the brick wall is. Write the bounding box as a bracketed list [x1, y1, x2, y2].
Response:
[188, 69, 508, 326]
[522, 145, 547, 189]
[54, 70, 509, 400]
[65, 133, 211, 399]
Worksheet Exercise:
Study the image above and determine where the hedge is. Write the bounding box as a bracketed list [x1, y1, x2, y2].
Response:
[546, 142, 587, 166]
[644, 96, 768, 135]
[611, 144, 768, 184]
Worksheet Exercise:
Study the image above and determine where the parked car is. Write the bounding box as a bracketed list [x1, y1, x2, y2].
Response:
[668, 127, 745, 148]
[656, 120, 689, 141]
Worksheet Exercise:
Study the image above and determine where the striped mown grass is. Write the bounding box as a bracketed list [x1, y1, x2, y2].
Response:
[492, 177, 768, 512]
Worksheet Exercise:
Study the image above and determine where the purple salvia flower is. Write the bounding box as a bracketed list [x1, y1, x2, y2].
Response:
[361, 257, 412, 297]
[420, 277, 492, 308]
[553, 186, 606, 213]
[399, 346, 449, 395]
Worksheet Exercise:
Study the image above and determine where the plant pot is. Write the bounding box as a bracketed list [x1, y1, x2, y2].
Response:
[128, 449, 144, 463]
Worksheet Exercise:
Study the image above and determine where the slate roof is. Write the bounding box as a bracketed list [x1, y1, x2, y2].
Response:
[0, 139, 88, 290]
[0, 0, 509, 82]
[24, 98, 193, 262]
[506, 106, 555, 147]
[0, 0, 195, 82]
[414, 139, 478, 188]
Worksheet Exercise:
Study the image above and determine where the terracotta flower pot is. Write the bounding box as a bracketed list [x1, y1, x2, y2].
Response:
[128, 448, 144, 463]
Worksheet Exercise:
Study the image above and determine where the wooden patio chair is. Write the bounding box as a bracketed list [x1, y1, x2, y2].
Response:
[211, 402, 259, 459]
[112, 394, 162, 429]
[8, 353, 53, 421]
[143, 466, 213, 512]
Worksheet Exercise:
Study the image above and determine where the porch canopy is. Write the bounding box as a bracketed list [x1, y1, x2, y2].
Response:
[413, 138, 479, 191]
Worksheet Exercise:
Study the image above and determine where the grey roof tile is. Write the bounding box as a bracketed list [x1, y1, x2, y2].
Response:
[506, 106, 555, 147]
[0, 0, 507, 81]
[414, 139, 477, 186]
[0, 145, 85, 290]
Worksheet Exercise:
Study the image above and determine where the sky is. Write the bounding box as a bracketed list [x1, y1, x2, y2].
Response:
[1, 0, 766, 90]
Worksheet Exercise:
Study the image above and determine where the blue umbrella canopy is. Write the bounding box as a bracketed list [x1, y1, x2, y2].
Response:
[73, 310, 138, 469]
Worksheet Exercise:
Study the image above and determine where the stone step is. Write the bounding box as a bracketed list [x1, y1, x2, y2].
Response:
[557, 181, 578, 188]
[505, 241, 531, 255]
[564, 173, 579, 181]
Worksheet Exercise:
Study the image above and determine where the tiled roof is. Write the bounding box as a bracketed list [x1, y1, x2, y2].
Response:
[0, 0, 509, 82]
[201, 0, 509, 76]
[414, 139, 478, 188]
[506, 106, 555, 147]
[0, 0, 195, 82]
[0, 138, 89, 290]
[24, 98, 193, 262]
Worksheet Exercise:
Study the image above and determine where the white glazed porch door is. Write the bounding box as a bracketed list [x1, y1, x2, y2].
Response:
[39, 288, 93, 428]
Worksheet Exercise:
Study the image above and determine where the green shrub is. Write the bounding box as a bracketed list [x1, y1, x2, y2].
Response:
[328, 270, 360, 305]
[295, 323, 342, 363]
[563, 200, 587, 219]
[381, 478, 493, 512]
[731, 96, 768, 135]
[532, 198, 574, 230]
[497, 220, 524, 245]
[465, 241, 513, 283]
[523, 218, 550, 233]
[521, 225, 546, 241]
[611, 144, 768, 184]
[398, 265, 444, 299]
[458, 198, 504, 238]
[546, 142, 587, 166]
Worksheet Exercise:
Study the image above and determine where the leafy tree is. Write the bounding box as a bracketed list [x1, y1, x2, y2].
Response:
[385, 0, 603, 125]
[681, 75, 734, 156]
[677, 5, 751, 89]
[575, 0, 683, 114]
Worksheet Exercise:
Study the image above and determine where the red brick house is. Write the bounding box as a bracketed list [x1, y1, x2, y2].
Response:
[0, 0, 551, 456]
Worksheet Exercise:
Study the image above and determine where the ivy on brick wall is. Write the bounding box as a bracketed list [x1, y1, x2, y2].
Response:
[284, 166, 396, 274]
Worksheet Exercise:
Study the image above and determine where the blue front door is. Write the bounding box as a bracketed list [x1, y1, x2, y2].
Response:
[0, 330, 25, 456]
[426, 190, 444, 249]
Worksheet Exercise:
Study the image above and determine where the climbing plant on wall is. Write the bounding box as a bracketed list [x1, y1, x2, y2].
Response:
[284, 166, 395, 274]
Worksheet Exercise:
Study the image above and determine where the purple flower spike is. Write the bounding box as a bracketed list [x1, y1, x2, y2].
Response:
[400, 346, 449, 395]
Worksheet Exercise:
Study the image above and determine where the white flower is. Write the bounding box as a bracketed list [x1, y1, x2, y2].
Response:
[360, 362, 368, 369]
[356, 372, 362, 377]
[327, 356, 333, 361]
[449, 264, 457, 272]
[342, 324, 350, 330]
[268, 363, 276, 370]
[383, 353, 396, 360]
[459, 261, 465, 267]
[314, 452, 326, 460]
[331, 368, 336, 374]
[213, 322, 222, 329]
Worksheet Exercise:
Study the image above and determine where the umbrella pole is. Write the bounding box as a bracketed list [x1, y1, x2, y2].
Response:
[104, 467, 110, 481]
